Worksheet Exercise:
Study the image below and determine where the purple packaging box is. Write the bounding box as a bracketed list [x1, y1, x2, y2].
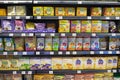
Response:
[35, 23, 46, 32]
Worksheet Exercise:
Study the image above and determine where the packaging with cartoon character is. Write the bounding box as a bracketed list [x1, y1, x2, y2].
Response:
[81, 20, 91, 32]
[53, 37, 59, 51]
[0, 38, 4, 51]
[55, 7, 65, 16]
[71, 20, 81, 32]
[7, 6, 16, 16]
[109, 37, 117, 50]
[16, 6, 26, 16]
[1, 59, 10, 70]
[30, 58, 41, 70]
[33, 7, 43, 16]
[106, 57, 113, 69]
[75, 74, 85, 80]
[37, 37, 44, 50]
[24, 75, 32, 80]
[90, 38, 99, 50]
[83, 37, 90, 50]
[94, 73, 104, 80]
[84, 57, 94, 69]
[115, 7, 120, 16]
[4, 74, 13, 80]
[103, 73, 113, 80]
[12, 74, 22, 80]
[4, 38, 14, 51]
[63, 58, 73, 69]
[84, 74, 94, 80]
[77, 7, 87, 16]
[91, 7, 102, 16]
[92, 20, 102, 32]
[104, 7, 115, 16]
[25, 37, 36, 51]
[45, 37, 52, 51]
[109, 21, 117, 33]
[52, 58, 62, 70]
[59, 20, 70, 32]
[60, 37, 67, 51]
[102, 21, 109, 33]
[64, 75, 74, 80]
[68, 37, 76, 50]
[46, 23, 55, 32]
[25, 22, 35, 32]
[44, 7, 54, 16]
[76, 37, 82, 50]
[99, 37, 107, 50]
[54, 75, 65, 80]
[65, 7, 75, 16]
[34, 74, 54, 80]
[95, 57, 106, 69]
[14, 20, 25, 32]
[40, 58, 52, 70]
[19, 58, 30, 70]
[9, 59, 19, 70]
[112, 56, 118, 69]
[35, 23, 46, 32]
[73, 57, 84, 69]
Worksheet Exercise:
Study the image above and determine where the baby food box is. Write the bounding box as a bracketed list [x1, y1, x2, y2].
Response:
[30, 58, 41, 70]
[81, 20, 91, 32]
[84, 57, 95, 69]
[92, 20, 102, 32]
[52, 58, 62, 70]
[73, 57, 84, 69]
[95, 57, 106, 69]
[63, 58, 73, 69]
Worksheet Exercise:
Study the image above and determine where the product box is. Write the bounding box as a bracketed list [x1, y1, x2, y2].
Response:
[33, 7, 43, 16]
[24, 75, 32, 80]
[112, 56, 118, 69]
[34, 74, 54, 80]
[12, 74, 22, 80]
[7, 6, 16, 16]
[0, 74, 4, 80]
[9, 59, 19, 70]
[30, 58, 41, 70]
[63, 58, 73, 69]
[99, 37, 107, 50]
[1, 59, 10, 70]
[95, 57, 106, 69]
[92, 20, 102, 32]
[68, 37, 76, 50]
[71, 20, 81, 32]
[46, 23, 56, 32]
[0, 9, 6, 16]
[81, 20, 91, 32]
[77, 7, 87, 16]
[52, 58, 62, 70]
[104, 7, 115, 16]
[35, 23, 46, 32]
[54, 75, 65, 80]
[16, 6, 26, 16]
[59, 20, 70, 32]
[25, 37, 36, 51]
[90, 38, 99, 50]
[4, 38, 14, 51]
[44, 7, 54, 16]
[40, 58, 52, 70]
[45, 37, 52, 51]
[102, 21, 109, 33]
[83, 37, 90, 50]
[109, 37, 117, 50]
[37, 37, 44, 50]
[103, 73, 113, 80]
[109, 21, 117, 33]
[94, 73, 104, 80]
[55, 7, 65, 16]
[91, 7, 102, 16]
[0, 38, 4, 51]
[53, 37, 59, 51]
[75, 37, 82, 50]
[84, 57, 95, 69]
[73, 57, 84, 69]
[19, 58, 30, 70]
[75, 74, 85, 80]
[84, 74, 94, 80]
[64, 75, 74, 80]
[106, 57, 113, 69]
[65, 7, 75, 16]
[4, 74, 13, 80]
[25, 22, 35, 32]
[14, 20, 25, 32]
[60, 37, 68, 51]
[115, 7, 120, 16]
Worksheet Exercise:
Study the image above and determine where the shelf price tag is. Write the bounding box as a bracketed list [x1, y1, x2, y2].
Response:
[90, 51, 94, 54]
[106, 17, 110, 20]
[21, 33, 26, 36]
[14, 1, 18, 3]
[37, 16, 41, 19]
[61, 33, 65, 36]
[16, 16, 20, 19]
[77, 70, 81, 73]
[113, 70, 117, 73]
[72, 33, 76, 36]
[29, 33, 34, 36]
[66, 51, 70, 55]
[26, 16, 31, 19]
[78, 1, 82, 4]
[36, 52, 40, 55]
[34, 1, 38, 4]
[9, 33, 14, 36]
[50, 33, 55, 36]
[23, 52, 27, 55]
[50, 52, 54, 55]
[41, 33, 45, 36]
[4, 1, 9, 3]
[92, 33, 96, 36]
[87, 16, 92, 19]
[107, 70, 111, 73]
[28, 71, 32, 74]
[58, 51, 62, 55]
[73, 51, 77, 55]
[3, 52, 7, 55]
[108, 51, 112, 54]
[112, 33, 116, 36]
[13, 71, 17, 74]
[58, 16, 63, 19]
[100, 51, 104, 54]
[7, 16, 12, 19]
[49, 71, 53, 74]
[21, 71, 26, 74]
[116, 17, 120, 20]
[116, 51, 120, 54]
[14, 52, 18, 55]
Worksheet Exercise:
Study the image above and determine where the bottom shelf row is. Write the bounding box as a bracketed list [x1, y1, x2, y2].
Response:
[0, 73, 120, 80]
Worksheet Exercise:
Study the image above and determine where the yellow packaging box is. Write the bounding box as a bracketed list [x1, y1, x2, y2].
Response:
[91, 7, 102, 16]
[84, 57, 95, 69]
[55, 7, 65, 16]
[92, 20, 102, 33]
[77, 7, 87, 16]
[44, 7, 54, 16]
[63, 58, 73, 69]
[65, 7, 75, 16]
[73, 57, 84, 69]
[59, 20, 70, 32]
[52, 58, 62, 70]
[33, 7, 43, 16]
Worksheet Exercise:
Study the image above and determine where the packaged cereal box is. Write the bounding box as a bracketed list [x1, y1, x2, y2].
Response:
[112, 56, 118, 69]
[44, 7, 54, 16]
[37, 37, 44, 50]
[64, 75, 74, 80]
[46, 23, 56, 32]
[4, 74, 13, 80]
[83, 37, 90, 50]
[53, 37, 59, 51]
[77, 7, 87, 16]
[68, 37, 76, 50]
[84, 57, 95, 69]
[24, 75, 32, 80]
[54, 75, 64, 80]
[84, 74, 94, 80]
[7, 6, 16, 16]
[71, 20, 81, 32]
[63, 58, 73, 69]
[25, 22, 35, 31]
[95, 57, 106, 69]
[45, 37, 52, 51]
[0, 9, 6, 16]
[92, 20, 102, 32]
[33, 7, 43, 16]
[0, 74, 4, 80]
[16, 6, 26, 16]
[106, 57, 113, 69]
[55, 7, 65, 16]
[109, 37, 117, 50]
[94, 73, 104, 80]
[25, 37, 36, 51]
[60, 37, 68, 51]
[65, 7, 75, 16]
[0, 38, 4, 51]
[81, 20, 91, 32]
[19, 58, 30, 70]
[14, 20, 25, 32]
[109, 21, 117, 33]
[104, 7, 115, 16]
[13, 74, 22, 80]
[9, 59, 19, 70]
[99, 37, 107, 50]
[115, 7, 120, 16]
[1, 59, 10, 70]
[73, 57, 84, 69]
[104, 73, 113, 80]
[34, 74, 54, 80]
[75, 74, 85, 80]
[116, 38, 120, 50]
[4, 38, 14, 51]
[30, 58, 41, 70]
[52, 58, 62, 70]
[59, 20, 70, 32]
[40, 58, 52, 70]
[90, 38, 99, 50]
[91, 7, 102, 16]
[102, 21, 109, 33]
[14, 37, 24, 51]
[76, 37, 82, 50]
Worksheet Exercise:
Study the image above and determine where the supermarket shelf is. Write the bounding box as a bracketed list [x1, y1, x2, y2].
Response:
[0, 51, 119, 56]
[0, 16, 33, 19]
[0, 0, 32, 4]
[34, 16, 120, 20]
[33, 1, 120, 5]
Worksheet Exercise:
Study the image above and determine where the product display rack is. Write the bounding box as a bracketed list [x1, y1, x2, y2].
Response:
[0, 0, 120, 79]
